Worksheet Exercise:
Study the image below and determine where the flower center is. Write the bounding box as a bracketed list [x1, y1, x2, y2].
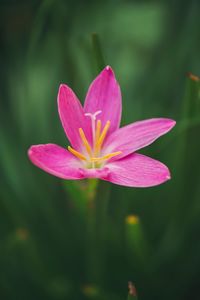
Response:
[68, 111, 122, 168]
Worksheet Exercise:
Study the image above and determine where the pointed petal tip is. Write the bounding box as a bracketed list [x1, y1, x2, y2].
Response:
[58, 84, 77, 98]
[162, 166, 171, 183]
[27, 145, 34, 157]
[158, 118, 176, 128]
[165, 119, 176, 133]
[172, 120, 176, 128]
[58, 83, 69, 93]
[58, 83, 64, 89]
[103, 65, 114, 75]
[105, 65, 112, 71]
[27, 144, 46, 159]
[168, 119, 176, 128]
[58, 84, 66, 99]
[155, 118, 176, 132]
[28, 145, 39, 164]
[57, 83, 75, 107]
[101, 65, 118, 82]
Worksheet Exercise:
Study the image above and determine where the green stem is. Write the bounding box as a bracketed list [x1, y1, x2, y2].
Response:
[91, 33, 106, 73]
[86, 180, 110, 288]
[125, 215, 149, 267]
[86, 178, 99, 203]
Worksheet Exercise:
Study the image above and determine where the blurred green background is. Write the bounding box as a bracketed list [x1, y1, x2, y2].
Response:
[1, 0, 200, 299]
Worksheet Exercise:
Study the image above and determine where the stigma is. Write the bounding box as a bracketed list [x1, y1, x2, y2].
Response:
[68, 111, 122, 168]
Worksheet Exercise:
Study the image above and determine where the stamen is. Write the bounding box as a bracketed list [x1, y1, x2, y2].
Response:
[95, 120, 110, 152]
[68, 146, 87, 161]
[68, 117, 119, 167]
[79, 128, 92, 156]
[101, 151, 122, 160]
[94, 119, 101, 155]
[91, 151, 122, 162]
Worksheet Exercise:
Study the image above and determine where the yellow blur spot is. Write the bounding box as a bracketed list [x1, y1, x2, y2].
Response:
[126, 215, 139, 225]
[16, 228, 29, 240]
[188, 72, 200, 82]
[82, 285, 98, 297]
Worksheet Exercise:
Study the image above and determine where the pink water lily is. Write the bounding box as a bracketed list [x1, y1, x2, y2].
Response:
[28, 66, 175, 187]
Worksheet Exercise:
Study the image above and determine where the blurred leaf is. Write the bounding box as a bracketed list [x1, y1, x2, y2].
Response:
[92, 33, 106, 73]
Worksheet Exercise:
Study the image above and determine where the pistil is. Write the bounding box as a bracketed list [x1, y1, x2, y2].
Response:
[85, 110, 101, 146]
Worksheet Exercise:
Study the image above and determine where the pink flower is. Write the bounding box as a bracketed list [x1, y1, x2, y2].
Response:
[28, 66, 175, 187]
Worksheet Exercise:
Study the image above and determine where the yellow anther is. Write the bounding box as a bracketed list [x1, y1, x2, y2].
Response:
[91, 151, 122, 162]
[95, 120, 110, 152]
[94, 119, 101, 155]
[79, 128, 92, 156]
[68, 146, 87, 161]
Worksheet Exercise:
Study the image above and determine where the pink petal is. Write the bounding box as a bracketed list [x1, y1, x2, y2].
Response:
[28, 144, 84, 180]
[84, 66, 122, 135]
[58, 84, 92, 150]
[79, 167, 110, 179]
[104, 153, 171, 187]
[104, 118, 176, 160]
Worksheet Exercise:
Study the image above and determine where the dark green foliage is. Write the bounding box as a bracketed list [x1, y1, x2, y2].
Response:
[0, 0, 200, 299]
